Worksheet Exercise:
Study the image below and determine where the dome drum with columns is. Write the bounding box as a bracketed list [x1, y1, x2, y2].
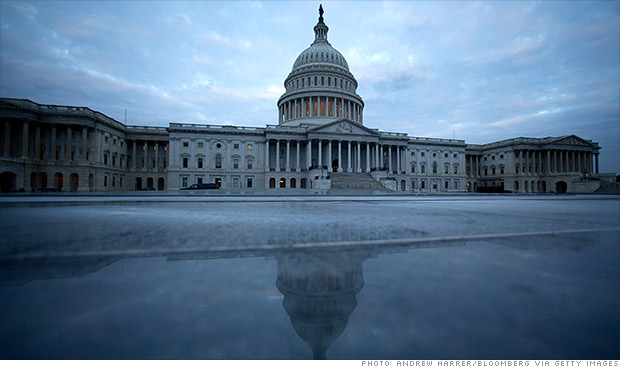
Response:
[278, 5, 364, 127]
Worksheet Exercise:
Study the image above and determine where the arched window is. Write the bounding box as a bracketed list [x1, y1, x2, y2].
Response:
[215, 154, 222, 169]
[300, 178, 307, 188]
[290, 178, 297, 188]
[269, 177, 276, 188]
[280, 177, 286, 188]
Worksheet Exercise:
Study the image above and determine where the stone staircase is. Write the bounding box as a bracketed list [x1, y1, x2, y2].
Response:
[329, 172, 386, 190]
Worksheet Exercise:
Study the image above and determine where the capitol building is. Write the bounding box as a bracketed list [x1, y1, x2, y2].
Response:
[0, 7, 608, 194]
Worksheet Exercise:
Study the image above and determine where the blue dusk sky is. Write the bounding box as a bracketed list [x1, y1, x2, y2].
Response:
[0, 1, 618, 173]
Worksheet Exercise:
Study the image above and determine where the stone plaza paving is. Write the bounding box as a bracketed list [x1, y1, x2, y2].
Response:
[1, 194, 619, 258]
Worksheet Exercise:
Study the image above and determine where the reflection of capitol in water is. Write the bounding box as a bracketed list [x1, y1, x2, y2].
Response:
[276, 250, 367, 359]
[0, 227, 602, 359]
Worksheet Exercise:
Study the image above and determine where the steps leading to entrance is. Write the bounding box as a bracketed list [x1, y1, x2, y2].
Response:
[329, 172, 386, 190]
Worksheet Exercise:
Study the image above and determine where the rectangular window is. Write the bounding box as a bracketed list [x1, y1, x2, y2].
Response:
[445, 180, 449, 189]
[313, 101, 318, 116]
[320, 100, 325, 116]
[104, 176, 108, 187]
[197, 177, 203, 184]
[444, 165, 449, 174]
[234, 144, 239, 149]
[247, 177, 253, 188]
[247, 159, 253, 169]
[215, 177, 221, 188]
[247, 144, 253, 150]
[233, 158, 239, 169]
[183, 142, 189, 147]
[183, 157, 188, 168]
[197, 158, 203, 168]
[454, 180, 459, 190]
[182, 176, 188, 188]
[198, 142, 204, 148]
[233, 177, 240, 189]
[328, 101, 332, 116]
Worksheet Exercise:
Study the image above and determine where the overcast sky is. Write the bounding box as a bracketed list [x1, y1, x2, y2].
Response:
[1, 1, 618, 173]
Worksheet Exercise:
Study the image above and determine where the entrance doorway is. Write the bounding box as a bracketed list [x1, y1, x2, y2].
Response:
[0, 171, 16, 192]
[332, 159, 338, 172]
[555, 181, 567, 193]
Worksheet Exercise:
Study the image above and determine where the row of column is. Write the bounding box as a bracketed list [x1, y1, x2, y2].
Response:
[2, 121, 172, 173]
[265, 139, 407, 173]
[3, 121, 92, 162]
[130, 140, 168, 172]
[467, 149, 599, 178]
[517, 149, 598, 175]
[279, 96, 362, 124]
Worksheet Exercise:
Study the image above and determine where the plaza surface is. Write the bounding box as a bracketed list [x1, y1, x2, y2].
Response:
[1, 194, 619, 359]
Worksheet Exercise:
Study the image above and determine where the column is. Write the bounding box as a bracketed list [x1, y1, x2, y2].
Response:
[595, 153, 599, 174]
[546, 150, 551, 174]
[375, 144, 380, 170]
[264, 140, 270, 171]
[3, 122, 10, 156]
[81, 127, 87, 161]
[347, 141, 352, 172]
[388, 146, 392, 172]
[276, 140, 280, 172]
[296, 141, 300, 172]
[132, 140, 137, 170]
[50, 126, 57, 161]
[397, 147, 402, 173]
[34, 125, 40, 160]
[318, 140, 322, 167]
[356, 142, 361, 172]
[65, 126, 72, 161]
[143, 141, 148, 171]
[525, 149, 529, 175]
[337, 141, 342, 172]
[21, 122, 29, 158]
[571, 151, 576, 172]
[306, 140, 311, 169]
[327, 140, 332, 170]
[154, 142, 159, 171]
[286, 140, 290, 171]
[366, 142, 370, 172]
[577, 151, 582, 173]
[477, 156, 480, 177]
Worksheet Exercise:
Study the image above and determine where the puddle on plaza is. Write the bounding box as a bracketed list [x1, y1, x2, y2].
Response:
[1, 229, 619, 360]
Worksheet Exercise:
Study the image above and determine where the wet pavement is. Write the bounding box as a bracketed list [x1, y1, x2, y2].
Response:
[0, 195, 619, 359]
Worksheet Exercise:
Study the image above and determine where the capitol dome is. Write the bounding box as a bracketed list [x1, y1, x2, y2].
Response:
[277, 5, 364, 127]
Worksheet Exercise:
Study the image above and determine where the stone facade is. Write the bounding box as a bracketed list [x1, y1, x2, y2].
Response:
[0, 7, 606, 194]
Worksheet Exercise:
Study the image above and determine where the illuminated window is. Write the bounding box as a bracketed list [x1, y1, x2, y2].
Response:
[247, 144, 253, 150]
[313, 100, 318, 116]
[328, 101, 332, 116]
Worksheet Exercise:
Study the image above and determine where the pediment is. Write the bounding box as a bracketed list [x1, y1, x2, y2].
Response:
[551, 135, 593, 146]
[309, 119, 378, 137]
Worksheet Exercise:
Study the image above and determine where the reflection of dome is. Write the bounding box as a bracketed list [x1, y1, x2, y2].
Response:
[278, 5, 364, 127]
[276, 250, 365, 359]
